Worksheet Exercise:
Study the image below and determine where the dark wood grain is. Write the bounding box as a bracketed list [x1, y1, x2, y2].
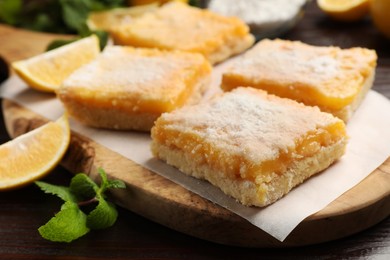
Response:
[0, 1, 389, 259]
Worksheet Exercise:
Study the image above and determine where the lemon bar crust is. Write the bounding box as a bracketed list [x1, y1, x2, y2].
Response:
[152, 137, 346, 207]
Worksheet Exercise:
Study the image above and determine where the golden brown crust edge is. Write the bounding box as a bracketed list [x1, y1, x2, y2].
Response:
[326, 69, 375, 122]
[151, 138, 347, 207]
[207, 34, 255, 65]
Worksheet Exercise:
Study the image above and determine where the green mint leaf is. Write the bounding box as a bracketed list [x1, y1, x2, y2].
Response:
[189, 0, 201, 7]
[19, 1, 71, 34]
[38, 168, 125, 242]
[98, 168, 108, 183]
[29, 13, 53, 32]
[0, 0, 125, 34]
[97, 168, 109, 193]
[60, 0, 91, 33]
[70, 173, 99, 200]
[107, 179, 126, 189]
[91, 30, 109, 50]
[87, 199, 118, 229]
[97, 168, 126, 190]
[38, 201, 90, 243]
[35, 181, 77, 203]
[0, 0, 22, 25]
[89, 0, 124, 11]
[59, 0, 120, 36]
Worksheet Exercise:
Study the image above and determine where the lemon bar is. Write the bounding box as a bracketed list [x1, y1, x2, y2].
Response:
[151, 87, 347, 207]
[110, 2, 255, 64]
[221, 39, 377, 122]
[57, 46, 212, 131]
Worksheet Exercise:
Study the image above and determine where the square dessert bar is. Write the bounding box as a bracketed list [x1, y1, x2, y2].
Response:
[151, 87, 347, 207]
[221, 39, 377, 122]
[110, 2, 255, 64]
[57, 46, 212, 131]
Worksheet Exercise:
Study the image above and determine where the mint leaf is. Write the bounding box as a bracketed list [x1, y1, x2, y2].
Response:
[89, 0, 124, 10]
[60, 0, 123, 35]
[38, 201, 90, 243]
[70, 173, 99, 200]
[96, 167, 125, 192]
[0, 0, 125, 34]
[91, 30, 109, 50]
[60, 0, 91, 34]
[35, 181, 77, 203]
[37, 168, 125, 243]
[189, 0, 201, 7]
[0, 0, 21, 25]
[98, 168, 109, 190]
[107, 179, 126, 189]
[87, 199, 118, 229]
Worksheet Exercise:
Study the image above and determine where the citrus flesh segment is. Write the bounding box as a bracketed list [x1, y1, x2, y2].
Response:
[317, 0, 369, 21]
[0, 114, 70, 190]
[12, 35, 100, 93]
[87, 4, 159, 31]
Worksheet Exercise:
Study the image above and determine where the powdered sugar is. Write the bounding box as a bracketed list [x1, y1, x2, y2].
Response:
[209, 0, 306, 25]
[307, 56, 339, 75]
[225, 39, 341, 87]
[208, 0, 307, 37]
[162, 87, 338, 163]
[62, 46, 205, 100]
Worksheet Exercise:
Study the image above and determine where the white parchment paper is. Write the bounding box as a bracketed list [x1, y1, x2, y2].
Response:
[2, 72, 390, 242]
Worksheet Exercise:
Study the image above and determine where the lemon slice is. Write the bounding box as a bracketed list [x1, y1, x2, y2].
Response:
[317, 0, 369, 22]
[12, 35, 100, 93]
[87, 3, 159, 31]
[0, 114, 70, 190]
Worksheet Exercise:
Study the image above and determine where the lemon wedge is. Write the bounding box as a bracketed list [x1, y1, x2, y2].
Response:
[317, 0, 369, 22]
[12, 35, 100, 93]
[0, 114, 70, 190]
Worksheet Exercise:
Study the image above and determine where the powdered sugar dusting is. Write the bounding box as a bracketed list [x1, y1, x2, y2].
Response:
[208, 0, 306, 25]
[161, 87, 338, 163]
[229, 39, 340, 84]
[307, 56, 339, 74]
[62, 46, 205, 100]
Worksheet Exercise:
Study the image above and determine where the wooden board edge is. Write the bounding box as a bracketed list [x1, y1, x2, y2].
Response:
[2, 98, 389, 247]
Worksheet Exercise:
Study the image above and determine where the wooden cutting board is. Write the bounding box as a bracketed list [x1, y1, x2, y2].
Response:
[1, 25, 389, 247]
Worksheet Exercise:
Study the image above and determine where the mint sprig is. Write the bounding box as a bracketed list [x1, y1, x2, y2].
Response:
[35, 168, 125, 243]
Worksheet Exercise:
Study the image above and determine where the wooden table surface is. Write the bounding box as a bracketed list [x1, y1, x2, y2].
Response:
[0, 1, 389, 259]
